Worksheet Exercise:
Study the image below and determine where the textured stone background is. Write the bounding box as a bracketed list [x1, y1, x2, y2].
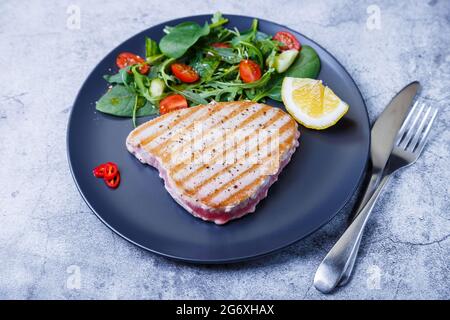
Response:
[0, 0, 449, 299]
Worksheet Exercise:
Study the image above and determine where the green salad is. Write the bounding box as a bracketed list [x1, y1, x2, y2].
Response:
[96, 12, 321, 126]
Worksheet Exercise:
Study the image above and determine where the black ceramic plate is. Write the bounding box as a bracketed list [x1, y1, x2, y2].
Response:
[67, 14, 370, 263]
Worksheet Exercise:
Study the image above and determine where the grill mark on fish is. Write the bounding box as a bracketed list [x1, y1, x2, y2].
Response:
[155, 103, 248, 161]
[200, 132, 294, 206]
[175, 110, 285, 184]
[173, 110, 285, 185]
[183, 120, 294, 197]
[215, 135, 295, 207]
[219, 177, 265, 207]
[168, 104, 272, 176]
[150, 107, 224, 156]
[129, 107, 191, 141]
[137, 106, 206, 147]
[139, 102, 250, 151]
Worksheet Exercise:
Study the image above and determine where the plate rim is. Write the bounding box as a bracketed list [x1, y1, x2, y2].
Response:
[67, 13, 370, 264]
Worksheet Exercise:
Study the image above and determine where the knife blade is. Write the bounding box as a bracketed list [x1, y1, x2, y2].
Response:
[353, 81, 421, 217]
[339, 81, 420, 285]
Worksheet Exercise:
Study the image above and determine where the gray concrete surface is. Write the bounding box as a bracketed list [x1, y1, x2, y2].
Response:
[0, 0, 449, 299]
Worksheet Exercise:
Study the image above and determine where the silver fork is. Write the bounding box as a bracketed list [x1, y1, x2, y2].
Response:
[314, 102, 438, 293]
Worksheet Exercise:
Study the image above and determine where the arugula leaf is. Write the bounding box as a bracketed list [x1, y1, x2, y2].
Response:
[231, 18, 258, 46]
[255, 31, 270, 41]
[239, 41, 264, 66]
[208, 47, 242, 64]
[160, 22, 210, 58]
[147, 54, 165, 65]
[190, 54, 220, 81]
[210, 26, 233, 43]
[131, 66, 152, 101]
[145, 37, 160, 59]
[132, 94, 139, 127]
[210, 65, 239, 81]
[96, 85, 158, 117]
[257, 46, 321, 101]
[176, 89, 209, 105]
[255, 35, 279, 57]
[210, 12, 228, 28]
[211, 69, 274, 89]
[147, 62, 164, 80]
[198, 86, 242, 101]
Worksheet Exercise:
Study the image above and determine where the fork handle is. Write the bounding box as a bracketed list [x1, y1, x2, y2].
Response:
[349, 171, 382, 222]
[337, 234, 362, 286]
[313, 174, 390, 293]
[339, 171, 383, 286]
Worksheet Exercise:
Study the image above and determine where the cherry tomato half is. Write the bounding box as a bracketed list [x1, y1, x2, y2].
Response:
[104, 173, 120, 189]
[116, 52, 149, 74]
[273, 31, 301, 51]
[171, 63, 200, 83]
[239, 59, 262, 83]
[211, 42, 231, 48]
[159, 94, 188, 115]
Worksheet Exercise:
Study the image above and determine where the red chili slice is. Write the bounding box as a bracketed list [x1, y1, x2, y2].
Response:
[103, 162, 118, 180]
[93, 162, 120, 189]
[93, 164, 107, 178]
[105, 173, 120, 189]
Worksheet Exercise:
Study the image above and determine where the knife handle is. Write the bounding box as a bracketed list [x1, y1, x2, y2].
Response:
[313, 175, 390, 293]
[348, 171, 382, 222]
[339, 171, 382, 285]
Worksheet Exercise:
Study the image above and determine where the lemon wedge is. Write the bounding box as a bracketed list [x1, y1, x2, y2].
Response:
[281, 77, 349, 129]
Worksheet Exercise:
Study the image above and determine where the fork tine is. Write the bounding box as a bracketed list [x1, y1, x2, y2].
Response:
[396, 101, 419, 144]
[399, 102, 426, 148]
[414, 108, 438, 156]
[407, 106, 432, 151]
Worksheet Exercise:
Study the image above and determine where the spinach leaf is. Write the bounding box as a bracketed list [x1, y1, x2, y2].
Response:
[103, 68, 132, 85]
[96, 85, 157, 117]
[160, 22, 210, 59]
[285, 46, 321, 78]
[262, 46, 321, 101]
